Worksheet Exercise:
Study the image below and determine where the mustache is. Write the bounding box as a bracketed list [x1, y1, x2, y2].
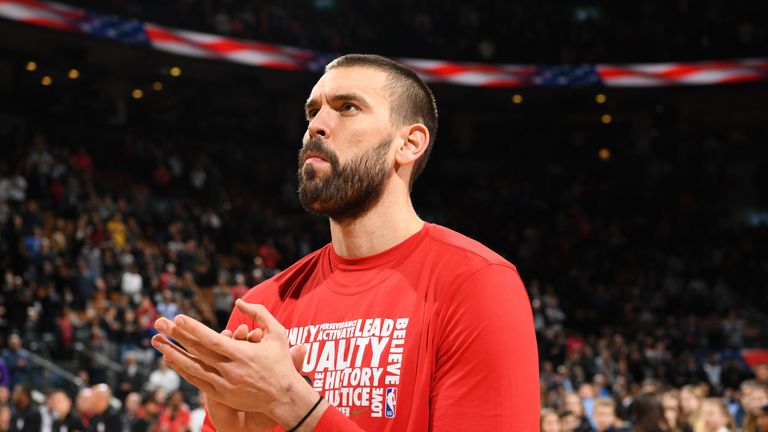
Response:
[299, 138, 339, 165]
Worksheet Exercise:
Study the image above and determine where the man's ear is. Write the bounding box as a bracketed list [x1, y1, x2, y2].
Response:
[395, 123, 429, 166]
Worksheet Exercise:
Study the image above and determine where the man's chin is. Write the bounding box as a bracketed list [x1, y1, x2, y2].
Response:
[301, 163, 332, 181]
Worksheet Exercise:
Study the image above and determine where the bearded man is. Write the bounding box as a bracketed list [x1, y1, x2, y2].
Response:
[152, 54, 539, 432]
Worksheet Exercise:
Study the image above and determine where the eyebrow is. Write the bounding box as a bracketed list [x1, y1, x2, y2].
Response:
[304, 92, 371, 113]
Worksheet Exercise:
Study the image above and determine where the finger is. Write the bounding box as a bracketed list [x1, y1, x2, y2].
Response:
[166, 359, 222, 401]
[247, 328, 264, 343]
[151, 335, 229, 395]
[232, 324, 250, 340]
[155, 316, 234, 363]
[155, 317, 224, 360]
[290, 344, 307, 373]
[235, 300, 285, 334]
[221, 329, 233, 338]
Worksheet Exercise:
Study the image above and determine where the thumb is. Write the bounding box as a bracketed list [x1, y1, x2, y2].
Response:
[290, 344, 307, 373]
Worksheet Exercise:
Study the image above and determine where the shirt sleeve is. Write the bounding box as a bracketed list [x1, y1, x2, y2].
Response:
[430, 263, 540, 431]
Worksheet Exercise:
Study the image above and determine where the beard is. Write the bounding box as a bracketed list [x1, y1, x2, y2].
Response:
[298, 135, 391, 223]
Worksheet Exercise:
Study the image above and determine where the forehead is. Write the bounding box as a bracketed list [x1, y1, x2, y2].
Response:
[308, 66, 391, 104]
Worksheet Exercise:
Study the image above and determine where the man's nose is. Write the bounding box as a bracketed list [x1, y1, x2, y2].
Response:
[307, 109, 330, 139]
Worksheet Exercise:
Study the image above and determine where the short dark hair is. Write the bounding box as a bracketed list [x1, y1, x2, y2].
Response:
[325, 54, 438, 187]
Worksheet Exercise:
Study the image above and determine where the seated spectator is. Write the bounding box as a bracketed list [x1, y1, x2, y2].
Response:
[542, 407, 563, 432]
[0, 405, 11, 432]
[1, 335, 29, 390]
[116, 352, 146, 400]
[681, 385, 704, 430]
[74, 387, 93, 428]
[9, 385, 41, 432]
[564, 391, 594, 431]
[156, 390, 190, 432]
[755, 405, 768, 432]
[87, 384, 121, 432]
[631, 393, 672, 432]
[693, 398, 735, 432]
[743, 386, 768, 432]
[661, 390, 691, 432]
[145, 359, 180, 395]
[594, 397, 628, 432]
[129, 394, 158, 432]
[121, 392, 141, 432]
[47, 389, 85, 432]
[188, 390, 206, 432]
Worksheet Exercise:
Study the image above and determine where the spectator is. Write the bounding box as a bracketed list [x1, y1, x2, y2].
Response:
[577, 383, 598, 429]
[87, 384, 121, 432]
[594, 397, 628, 432]
[630, 393, 671, 432]
[121, 264, 143, 306]
[121, 392, 141, 432]
[75, 387, 93, 429]
[155, 390, 190, 432]
[561, 409, 589, 432]
[155, 290, 179, 321]
[228, 273, 248, 301]
[755, 364, 768, 388]
[129, 395, 158, 432]
[1, 335, 28, 390]
[681, 385, 704, 430]
[8, 385, 41, 432]
[144, 359, 180, 395]
[755, 405, 768, 432]
[743, 386, 768, 432]
[734, 380, 759, 428]
[0, 358, 9, 389]
[188, 390, 206, 432]
[542, 407, 563, 432]
[48, 389, 86, 432]
[0, 405, 11, 432]
[116, 352, 146, 400]
[693, 398, 735, 432]
[661, 390, 690, 432]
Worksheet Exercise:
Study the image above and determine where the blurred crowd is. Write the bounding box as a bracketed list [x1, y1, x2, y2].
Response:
[1, 115, 767, 431]
[0, 380, 207, 432]
[62, 0, 767, 63]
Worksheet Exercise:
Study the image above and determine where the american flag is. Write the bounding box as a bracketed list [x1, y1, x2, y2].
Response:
[2, 0, 767, 88]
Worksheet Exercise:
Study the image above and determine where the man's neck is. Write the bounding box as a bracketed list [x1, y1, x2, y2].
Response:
[329, 190, 423, 259]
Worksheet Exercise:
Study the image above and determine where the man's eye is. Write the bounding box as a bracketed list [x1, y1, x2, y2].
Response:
[306, 110, 318, 120]
[341, 104, 359, 113]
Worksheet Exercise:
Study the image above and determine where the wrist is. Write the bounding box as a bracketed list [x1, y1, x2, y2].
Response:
[269, 372, 328, 432]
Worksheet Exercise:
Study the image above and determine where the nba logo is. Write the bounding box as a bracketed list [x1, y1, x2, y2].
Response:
[385, 387, 397, 418]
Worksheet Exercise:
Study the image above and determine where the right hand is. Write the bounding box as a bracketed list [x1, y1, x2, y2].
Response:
[206, 324, 308, 432]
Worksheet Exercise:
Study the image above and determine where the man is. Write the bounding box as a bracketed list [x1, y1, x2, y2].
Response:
[2, 334, 29, 390]
[144, 358, 180, 395]
[593, 397, 628, 432]
[121, 392, 142, 432]
[86, 384, 121, 432]
[152, 54, 539, 431]
[9, 385, 41, 432]
[48, 389, 86, 432]
[116, 352, 146, 400]
[74, 387, 93, 429]
[129, 395, 158, 432]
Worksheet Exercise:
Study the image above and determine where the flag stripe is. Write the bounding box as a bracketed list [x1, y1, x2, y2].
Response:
[1, 0, 767, 88]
